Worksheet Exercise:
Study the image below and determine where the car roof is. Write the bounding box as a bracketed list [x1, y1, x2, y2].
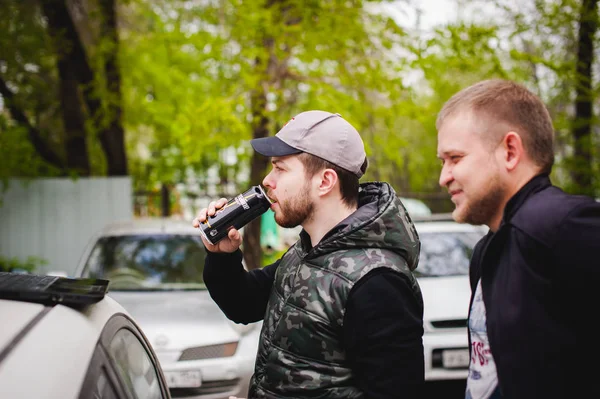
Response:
[0, 296, 129, 399]
[413, 216, 489, 234]
[93, 216, 487, 237]
[97, 217, 198, 236]
[399, 197, 432, 217]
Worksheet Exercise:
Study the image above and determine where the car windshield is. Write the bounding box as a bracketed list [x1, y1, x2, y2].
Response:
[414, 231, 483, 277]
[85, 235, 207, 291]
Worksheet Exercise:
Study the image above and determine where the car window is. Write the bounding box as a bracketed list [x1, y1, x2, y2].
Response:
[79, 344, 126, 399]
[414, 231, 483, 277]
[85, 235, 206, 291]
[92, 369, 119, 399]
[108, 328, 165, 399]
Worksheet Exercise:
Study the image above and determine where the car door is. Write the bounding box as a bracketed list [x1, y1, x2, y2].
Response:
[79, 314, 171, 399]
[78, 343, 127, 399]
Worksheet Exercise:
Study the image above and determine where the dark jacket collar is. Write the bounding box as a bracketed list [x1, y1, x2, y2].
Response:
[297, 182, 420, 270]
[502, 173, 552, 224]
[298, 182, 383, 251]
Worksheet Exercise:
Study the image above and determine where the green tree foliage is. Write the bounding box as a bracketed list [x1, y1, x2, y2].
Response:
[490, 0, 599, 194]
[398, 22, 525, 194]
[0, 0, 127, 186]
[2, 0, 599, 267]
[0, 1, 64, 184]
[405, 0, 599, 196]
[0, 255, 48, 273]
[120, 0, 414, 268]
[120, 1, 412, 187]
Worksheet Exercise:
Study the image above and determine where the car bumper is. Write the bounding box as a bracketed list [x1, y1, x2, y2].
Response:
[423, 330, 469, 381]
[158, 353, 254, 398]
[156, 330, 258, 399]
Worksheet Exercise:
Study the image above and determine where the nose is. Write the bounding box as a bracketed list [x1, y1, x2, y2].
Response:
[262, 171, 274, 189]
[439, 163, 453, 188]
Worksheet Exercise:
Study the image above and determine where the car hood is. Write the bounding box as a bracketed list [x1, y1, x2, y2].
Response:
[418, 275, 470, 324]
[107, 290, 241, 350]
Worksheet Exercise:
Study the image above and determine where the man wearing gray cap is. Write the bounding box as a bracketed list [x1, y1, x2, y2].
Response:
[194, 110, 424, 398]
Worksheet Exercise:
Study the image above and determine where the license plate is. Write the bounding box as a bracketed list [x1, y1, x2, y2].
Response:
[442, 349, 470, 368]
[164, 370, 202, 388]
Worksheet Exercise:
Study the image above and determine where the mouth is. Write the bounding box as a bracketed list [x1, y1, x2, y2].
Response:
[449, 189, 462, 201]
[267, 192, 277, 203]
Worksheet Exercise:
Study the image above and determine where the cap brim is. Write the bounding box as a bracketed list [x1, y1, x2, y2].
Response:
[250, 136, 302, 157]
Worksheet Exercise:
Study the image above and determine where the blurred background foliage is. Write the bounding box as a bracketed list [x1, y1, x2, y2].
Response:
[0, 255, 48, 273]
[1, 0, 599, 266]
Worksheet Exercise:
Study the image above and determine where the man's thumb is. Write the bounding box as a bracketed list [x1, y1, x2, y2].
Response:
[229, 228, 240, 241]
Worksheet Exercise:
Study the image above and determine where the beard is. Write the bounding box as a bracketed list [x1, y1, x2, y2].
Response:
[273, 182, 314, 228]
[453, 173, 508, 226]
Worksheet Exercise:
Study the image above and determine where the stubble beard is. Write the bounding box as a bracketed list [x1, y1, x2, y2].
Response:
[453, 173, 507, 227]
[274, 182, 315, 228]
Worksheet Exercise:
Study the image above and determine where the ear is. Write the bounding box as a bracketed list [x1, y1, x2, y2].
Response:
[316, 168, 338, 197]
[501, 131, 524, 171]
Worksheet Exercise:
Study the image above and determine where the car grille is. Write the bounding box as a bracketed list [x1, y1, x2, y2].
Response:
[178, 342, 238, 361]
[170, 378, 242, 397]
[430, 319, 468, 329]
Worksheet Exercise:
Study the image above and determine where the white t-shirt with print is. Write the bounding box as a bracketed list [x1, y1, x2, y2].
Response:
[465, 280, 499, 399]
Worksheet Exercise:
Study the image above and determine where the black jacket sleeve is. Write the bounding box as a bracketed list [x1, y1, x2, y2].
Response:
[203, 249, 279, 324]
[556, 200, 600, 278]
[343, 269, 425, 399]
[555, 200, 600, 328]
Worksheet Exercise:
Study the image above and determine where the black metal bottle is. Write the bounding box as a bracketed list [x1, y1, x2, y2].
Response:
[198, 185, 273, 245]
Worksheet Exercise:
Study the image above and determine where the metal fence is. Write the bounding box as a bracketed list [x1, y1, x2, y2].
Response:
[0, 177, 132, 276]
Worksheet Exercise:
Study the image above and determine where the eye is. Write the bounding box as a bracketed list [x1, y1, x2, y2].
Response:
[450, 155, 462, 163]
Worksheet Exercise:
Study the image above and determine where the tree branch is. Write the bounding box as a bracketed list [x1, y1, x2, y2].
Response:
[0, 75, 64, 169]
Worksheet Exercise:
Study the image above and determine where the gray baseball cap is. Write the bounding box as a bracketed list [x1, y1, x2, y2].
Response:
[250, 110, 367, 178]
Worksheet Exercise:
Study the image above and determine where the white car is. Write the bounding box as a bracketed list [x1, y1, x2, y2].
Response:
[0, 291, 171, 399]
[413, 216, 488, 381]
[400, 197, 433, 217]
[75, 218, 261, 399]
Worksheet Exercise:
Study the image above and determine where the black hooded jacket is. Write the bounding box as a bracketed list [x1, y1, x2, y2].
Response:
[468, 174, 600, 399]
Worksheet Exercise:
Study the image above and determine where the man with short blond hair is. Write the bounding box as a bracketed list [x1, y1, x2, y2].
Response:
[437, 79, 555, 174]
[436, 79, 600, 399]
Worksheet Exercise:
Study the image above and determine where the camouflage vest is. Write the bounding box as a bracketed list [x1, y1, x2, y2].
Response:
[248, 182, 421, 398]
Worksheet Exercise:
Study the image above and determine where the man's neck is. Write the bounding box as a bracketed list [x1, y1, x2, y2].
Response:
[303, 200, 357, 247]
[488, 168, 539, 232]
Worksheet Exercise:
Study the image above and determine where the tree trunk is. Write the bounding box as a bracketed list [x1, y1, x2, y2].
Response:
[242, 0, 296, 269]
[42, 0, 91, 175]
[161, 183, 171, 217]
[97, 0, 128, 176]
[243, 86, 271, 270]
[571, 0, 598, 195]
[42, 0, 127, 177]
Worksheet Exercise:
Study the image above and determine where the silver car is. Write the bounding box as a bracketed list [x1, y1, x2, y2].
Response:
[0, 291, 172, 399]
[75, 218, 261, 399]
[412, 215, 488, 382]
